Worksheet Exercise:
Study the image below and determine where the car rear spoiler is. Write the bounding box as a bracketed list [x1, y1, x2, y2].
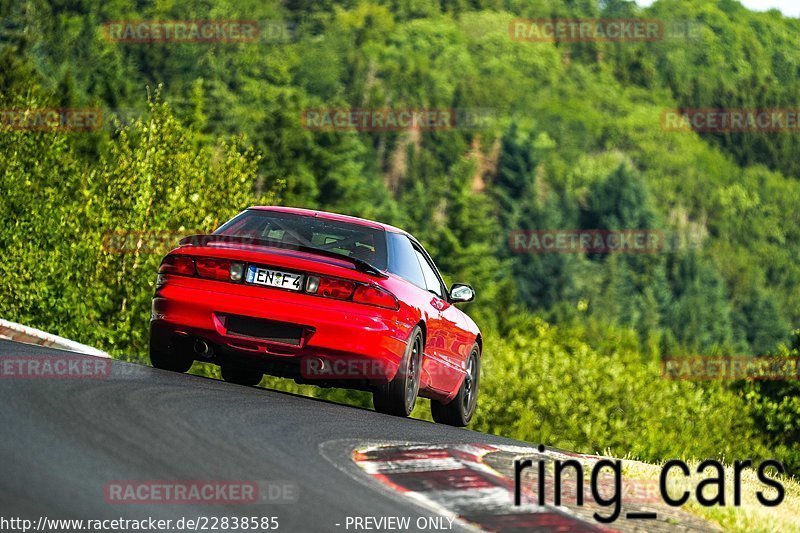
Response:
[178, 234, 388, 278]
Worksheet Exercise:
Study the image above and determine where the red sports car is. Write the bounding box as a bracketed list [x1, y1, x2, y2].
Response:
[150, 206, 482, 426]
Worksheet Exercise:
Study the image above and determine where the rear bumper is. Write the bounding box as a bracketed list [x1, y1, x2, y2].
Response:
[150, 276, 412, 383]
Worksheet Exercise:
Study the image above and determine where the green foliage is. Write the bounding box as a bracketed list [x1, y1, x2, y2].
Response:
[2, 0, 800, 475]
[738, 332, 800, 476]
[0, 93, 281, 358]
[474, 317, 773, 462]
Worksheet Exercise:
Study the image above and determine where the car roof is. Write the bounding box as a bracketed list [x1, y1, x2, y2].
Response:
[249, 206, 408, 235]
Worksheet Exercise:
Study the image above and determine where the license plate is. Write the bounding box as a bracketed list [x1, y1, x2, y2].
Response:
[245, 266, 304, 291]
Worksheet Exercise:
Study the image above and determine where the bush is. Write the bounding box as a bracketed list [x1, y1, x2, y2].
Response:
[473, 316, 774, 464]
[0, 94, 281, 359]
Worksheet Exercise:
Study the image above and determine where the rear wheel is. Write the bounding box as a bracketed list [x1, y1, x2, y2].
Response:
[431, 343, 480, 427]
[373, 327, 422, 417]
[221, 364, 263, 387]
[149, 339, 193, 373]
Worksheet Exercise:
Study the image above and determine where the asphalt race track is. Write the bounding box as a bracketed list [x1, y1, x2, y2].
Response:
[0, 339, 540, 532]
[1, 339, 722, 533]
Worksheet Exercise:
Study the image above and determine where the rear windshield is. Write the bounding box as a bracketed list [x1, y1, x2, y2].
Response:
[215, 210, 388, 270]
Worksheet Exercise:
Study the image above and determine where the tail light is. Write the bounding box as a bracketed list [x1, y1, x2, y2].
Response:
[306, 275, 356, 300]
[159, 255, 243, 281]
[195, 257, 230, 280]
[307, 275, 397, 309]
[195, 257, 244, 282]
[158, 255, 195, 276]
[353, 285, 399, 310]
[229, 262, 244, 281]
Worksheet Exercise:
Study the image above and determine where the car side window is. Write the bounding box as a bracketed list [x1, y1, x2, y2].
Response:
[387, 233, 426, 289]
[414, 248, 445, 299]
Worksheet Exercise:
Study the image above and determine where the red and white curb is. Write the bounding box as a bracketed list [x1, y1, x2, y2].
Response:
[0, 319, 109, 357]
[353, 443, 611, 532]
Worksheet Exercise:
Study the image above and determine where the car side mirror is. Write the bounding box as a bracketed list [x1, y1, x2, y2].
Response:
[449, 283, 475, 303]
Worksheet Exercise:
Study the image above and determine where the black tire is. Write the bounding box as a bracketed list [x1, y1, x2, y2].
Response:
[373, 326, 423, 417]
[431, 343, 480, 427]
[221, 364, 263, 387]
[149, 340, 193, 373]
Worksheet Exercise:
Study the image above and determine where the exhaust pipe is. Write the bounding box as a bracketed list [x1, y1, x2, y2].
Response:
[194, 339, 212, 357]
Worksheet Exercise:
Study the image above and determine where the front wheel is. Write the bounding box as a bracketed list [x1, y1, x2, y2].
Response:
[373, 327, 423, 417]
[431, 343, 480, 427]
